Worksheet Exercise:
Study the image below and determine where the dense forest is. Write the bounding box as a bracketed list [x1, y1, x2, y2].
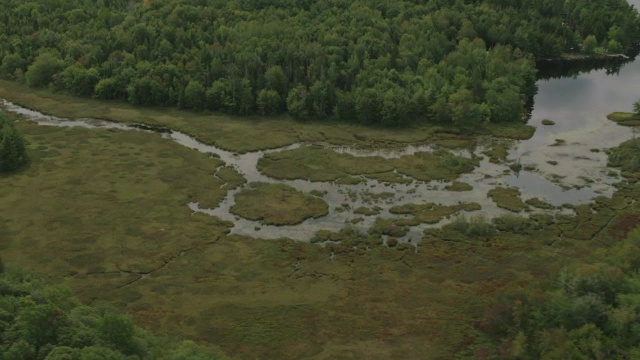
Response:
[0, 0, 639, 125]
[0, 258, 228, 359]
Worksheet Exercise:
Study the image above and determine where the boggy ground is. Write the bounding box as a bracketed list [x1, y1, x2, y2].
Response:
[1, 88, 639, 358]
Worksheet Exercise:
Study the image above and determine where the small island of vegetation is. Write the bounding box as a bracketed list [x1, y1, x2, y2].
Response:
[607, 100, 640, 127]
[230, 182, 329, 225]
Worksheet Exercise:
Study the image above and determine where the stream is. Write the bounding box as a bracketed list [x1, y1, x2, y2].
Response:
[2, 56, 640, 242]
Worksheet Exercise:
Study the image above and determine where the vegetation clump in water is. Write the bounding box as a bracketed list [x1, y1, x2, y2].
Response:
[483, 140, 512, 163]
[608, 138, 640, 177]
[445, 181, 473, 192]
[607, 112, 640, 127]
[488, 187, 526, 212]
[230, 182, 329, 225]
[389, 202, 481, 224]
[369, 218, 410, 238]
[353, 206, 382, 216]
[258, 146, 479, 183]
[525, 197, 556, 210]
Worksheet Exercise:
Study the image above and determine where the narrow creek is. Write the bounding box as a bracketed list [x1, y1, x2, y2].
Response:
[2, 56, 639, 242]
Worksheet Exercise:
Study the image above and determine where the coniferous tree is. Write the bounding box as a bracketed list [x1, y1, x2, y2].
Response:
[0, 113, 28, 172]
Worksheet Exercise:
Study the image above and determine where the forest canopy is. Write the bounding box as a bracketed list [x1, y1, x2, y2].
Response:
[0, 0, 638, 125]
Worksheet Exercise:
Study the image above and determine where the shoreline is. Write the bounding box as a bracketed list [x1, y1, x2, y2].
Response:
[538, 52, 632, 62]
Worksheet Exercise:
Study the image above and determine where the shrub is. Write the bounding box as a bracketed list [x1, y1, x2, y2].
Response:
[0, 112, 28, 172]
[493, 214, 535, 234]
[608, 138, 640, 173]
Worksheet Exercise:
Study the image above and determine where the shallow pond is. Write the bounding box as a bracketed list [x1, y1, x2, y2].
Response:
[2, 56, 640, 242]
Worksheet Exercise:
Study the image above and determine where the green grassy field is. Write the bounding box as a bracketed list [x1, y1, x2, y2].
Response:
[2, 84, 640, 358]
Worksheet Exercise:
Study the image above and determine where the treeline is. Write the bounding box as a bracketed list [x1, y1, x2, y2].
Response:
[0, 0, 638, 125]
[0, 258, 227, 360]
[480, 226, 640, 359]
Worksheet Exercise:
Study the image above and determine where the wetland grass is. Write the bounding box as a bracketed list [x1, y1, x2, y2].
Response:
[608, 137, 640, 175]
[0, 122, 637, 359]
[230, 182, 329, 225]
[0, 122, 239, 275]
[353, 206, 383, 216]
[607, 112, 640, 127]
[258, 146, 479, 183]
[389, 202, 482, 225]
[483, 140, 512, 163]
[525, 197, 556, 210]
[487, 187, 526, 212]
[445, 181, 474, 191]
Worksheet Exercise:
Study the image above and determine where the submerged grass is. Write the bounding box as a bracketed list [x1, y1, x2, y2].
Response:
[230, 182, 329, 225]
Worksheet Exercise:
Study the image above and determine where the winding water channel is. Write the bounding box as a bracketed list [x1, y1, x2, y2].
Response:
[2, 55, 640, 242]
